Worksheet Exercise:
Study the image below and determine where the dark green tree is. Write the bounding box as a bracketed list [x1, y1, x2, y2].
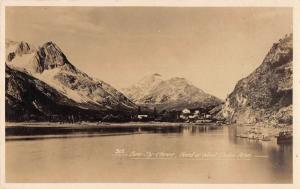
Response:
[153, 107, 157, 118]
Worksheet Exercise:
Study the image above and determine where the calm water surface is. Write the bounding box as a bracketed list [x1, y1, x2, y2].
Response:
[6, 125, 292, 183]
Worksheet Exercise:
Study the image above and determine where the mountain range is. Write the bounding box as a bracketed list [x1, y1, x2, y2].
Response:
[5, 33, 293, 125]
[122, 73, 222, 112]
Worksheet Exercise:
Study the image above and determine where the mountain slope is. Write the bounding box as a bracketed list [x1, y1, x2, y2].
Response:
[219, 34, 292, 125]
[5, 40, 137, 121]
[123, 74, 222, 112]
[122, 73, 164, 103]
[5, 65, 105, 121]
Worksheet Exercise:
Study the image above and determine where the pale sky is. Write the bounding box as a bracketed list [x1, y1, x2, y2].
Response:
[6, 7, 292, 99]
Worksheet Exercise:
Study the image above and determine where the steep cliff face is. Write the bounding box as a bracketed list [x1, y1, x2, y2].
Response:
[5, 40, 137, 121]
[123, 74, 222, 112]
[220, 34, 292, 125]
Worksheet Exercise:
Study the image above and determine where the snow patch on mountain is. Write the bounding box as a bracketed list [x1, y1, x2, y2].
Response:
[123, 74, 222, 111]
[5, 40, 137, 111]
[122, 73, 164, 102]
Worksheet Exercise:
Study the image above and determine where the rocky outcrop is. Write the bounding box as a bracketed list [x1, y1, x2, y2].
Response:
[219, 34, 293, 125]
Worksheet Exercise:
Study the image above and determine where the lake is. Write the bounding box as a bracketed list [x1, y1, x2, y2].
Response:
[5, 125, 292, 183]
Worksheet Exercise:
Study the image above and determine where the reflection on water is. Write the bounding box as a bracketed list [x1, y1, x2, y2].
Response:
[6, 125, 292, 183]
[153, 125, 222, 135]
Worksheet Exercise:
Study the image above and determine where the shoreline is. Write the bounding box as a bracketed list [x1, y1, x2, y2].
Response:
[6, 132, 140, 141]
[5, 122, 184, 138]
[235, 124, 293, 141]
[5, 122, 223, 139]
[5, 122, 293, 142]
[5, 121, 185, 127]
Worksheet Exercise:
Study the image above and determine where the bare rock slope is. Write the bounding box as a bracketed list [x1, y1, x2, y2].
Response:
[219, 34, 292, 125]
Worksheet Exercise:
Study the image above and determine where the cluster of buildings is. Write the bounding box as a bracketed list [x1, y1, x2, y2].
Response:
[135, 107, 218, 123]
[179, 108, 212, 123]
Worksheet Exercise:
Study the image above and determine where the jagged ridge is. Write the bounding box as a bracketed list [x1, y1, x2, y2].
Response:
[5, 40, 137, 121]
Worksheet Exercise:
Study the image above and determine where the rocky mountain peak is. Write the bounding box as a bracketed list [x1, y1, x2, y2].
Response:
[42, 41, 63, 53]
[142, 73, 162, 80]
[6, 40, 36, 62]
[168, 77, 189, 84]
[5, 40, 74, 74]
[153, 73, 162, 77]
[137, 73, 164, 88]
[36, 41, 71, 71]
[262, 33, 292, 68]
[5, 39, 138, 120]
[15, 41, 35, 55]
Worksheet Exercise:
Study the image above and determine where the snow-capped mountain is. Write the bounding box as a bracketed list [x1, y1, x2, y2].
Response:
[122, 74, 222, 111]
[122, 73, 164, 103]
[6, 64, 105, 121]
[5, 40, 137, 120]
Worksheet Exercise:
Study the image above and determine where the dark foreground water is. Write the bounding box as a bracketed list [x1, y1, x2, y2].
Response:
[6, 125, 292, 183]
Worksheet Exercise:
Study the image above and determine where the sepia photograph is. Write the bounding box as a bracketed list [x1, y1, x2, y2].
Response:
[1, 2, 296, 185]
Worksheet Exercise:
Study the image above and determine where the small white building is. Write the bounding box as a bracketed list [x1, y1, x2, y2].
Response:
[180, 114, 187, 119]
[205, 114, 212, 119]
[194, 110, 200, 115]
[188, 115, 198, 119]
[182, 108, 191, 114]
[137, 115, 148, 119]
